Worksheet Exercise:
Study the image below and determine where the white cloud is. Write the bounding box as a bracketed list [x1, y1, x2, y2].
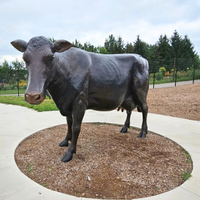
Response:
[1, 0, 200, 61]
[0, 55, 23, 64]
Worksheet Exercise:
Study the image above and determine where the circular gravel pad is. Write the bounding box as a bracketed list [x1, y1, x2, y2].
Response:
[15, 123, 192, 199]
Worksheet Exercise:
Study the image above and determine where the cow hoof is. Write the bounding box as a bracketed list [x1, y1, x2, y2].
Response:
[61, 152, 73, 162]
[59, 139, 69, 147]
[138, 132, 146, 138]
[120, 126, 128, 133]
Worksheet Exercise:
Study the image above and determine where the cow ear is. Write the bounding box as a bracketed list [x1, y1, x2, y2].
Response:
[52, 40, 72, 53]
[11, 39, 27, 52]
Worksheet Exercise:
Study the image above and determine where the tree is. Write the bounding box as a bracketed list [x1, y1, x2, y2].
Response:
[0, 60, 11, 84]
[170, 30, 183, 73]
[83, 42, 100, 53]
[11, 60, 27, 84]
[49, 38, 56, 43]
[148, 44, 161, 74]
[115, 36, 125, 53]
[104, 34, 116, 54]
[157, 34, 173, 71]
[0, 60, 27, 85]
[125, 42, 134, 53]
[133, 35, 149, 58]
[72, 39, 83, 49]
[170, 30, 197, 74]
[170, 30, 184, 81]
[96, 46, 107, 54]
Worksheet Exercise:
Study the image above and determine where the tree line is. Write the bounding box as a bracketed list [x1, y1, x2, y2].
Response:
[72, 30, 200, 74]
[0, 60, 26, 84]
[1, 30, 199, 85]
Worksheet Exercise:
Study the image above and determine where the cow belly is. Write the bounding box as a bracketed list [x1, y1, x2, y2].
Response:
[88, 97, 122, 111]
[88, 87, 128, 111]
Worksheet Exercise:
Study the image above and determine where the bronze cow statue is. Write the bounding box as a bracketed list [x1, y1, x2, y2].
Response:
[11, 36, 149, 162]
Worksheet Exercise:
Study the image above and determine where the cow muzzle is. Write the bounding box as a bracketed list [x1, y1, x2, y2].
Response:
[25, 93, 45, 105]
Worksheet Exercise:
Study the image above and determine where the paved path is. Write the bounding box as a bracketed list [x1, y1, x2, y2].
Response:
[0, 103, 200, 200]
[149, 79, 200, 89]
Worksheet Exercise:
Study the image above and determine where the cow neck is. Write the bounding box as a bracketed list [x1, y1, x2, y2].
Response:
[47, 61, 77, 115]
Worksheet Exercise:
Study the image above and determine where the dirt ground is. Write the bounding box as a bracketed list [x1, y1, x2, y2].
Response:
[147, 83, 200, 121]
[15, 83, 198, 199]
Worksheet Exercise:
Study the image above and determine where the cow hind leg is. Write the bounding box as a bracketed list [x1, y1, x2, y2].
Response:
[137, 98, 148, 138]
[120, 110, 131, 133]
[120, 97, 136, 133]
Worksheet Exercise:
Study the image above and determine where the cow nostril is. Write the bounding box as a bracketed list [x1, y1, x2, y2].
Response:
[34, 94, 41, 101]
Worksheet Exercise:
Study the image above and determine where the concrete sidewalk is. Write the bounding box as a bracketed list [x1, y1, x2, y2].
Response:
[0, 103, 200, 200]
[149, 79, 200, 89]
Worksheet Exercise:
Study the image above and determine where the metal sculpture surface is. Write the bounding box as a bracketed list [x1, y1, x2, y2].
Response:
[11, 36, 149, 162]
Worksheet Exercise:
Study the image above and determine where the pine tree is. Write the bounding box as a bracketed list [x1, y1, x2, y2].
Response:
[104, 34, 116, 54]
[133, 35, 149, 58]
[115, 36, 125, 53]
[125, 42, 134, 53]
[157, 34, 173, 71]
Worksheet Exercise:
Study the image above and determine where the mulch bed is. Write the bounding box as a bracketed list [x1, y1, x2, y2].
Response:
[147, 83, 200, 121]
[15, 123, 192, 199]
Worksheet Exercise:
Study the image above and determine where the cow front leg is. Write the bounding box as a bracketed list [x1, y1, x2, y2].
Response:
[59, 115, 73, 147]
[120, 110, 132, 133]
[61, 99, 86, 162]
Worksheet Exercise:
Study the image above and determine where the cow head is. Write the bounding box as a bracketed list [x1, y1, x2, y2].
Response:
[11, 36, 72, 105]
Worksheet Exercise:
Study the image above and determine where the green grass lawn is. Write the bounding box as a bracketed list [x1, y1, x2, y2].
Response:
[0, 89, 26, 95]
[149, 78, 173, 85]
[149, 77, 197, 85]
[0, 96, 58, 112]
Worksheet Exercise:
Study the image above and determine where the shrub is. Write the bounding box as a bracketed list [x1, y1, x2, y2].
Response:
[159, 67, 167, 77]
[156, 72, 163, 80]
[195, 69, 200, 79]
[3, 85, 11, 90]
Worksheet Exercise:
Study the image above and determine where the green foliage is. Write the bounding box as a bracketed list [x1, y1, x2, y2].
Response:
[26, 162, 34, 173]
[148, 45, 161, 73]
[133, 35, 149, 58]
[157, 34, 172, 71]
[182, 147, 193, 164]
[0, 59, 27, 84]
[115, 36, 125, 53]
[159, 67, 167, 76]
[49, 37, 56, 43]
[125, 42, 134, 53]
[97, 46, 107, 54]
[104, 34, 117, 54]
[195, 69, 200, 79]
[1, 31, 199, 89]
[149, 69, 200, 84]
[156, 72, 163, 80]
[181, 172, 192, 181]
[0, 88, 26, 94]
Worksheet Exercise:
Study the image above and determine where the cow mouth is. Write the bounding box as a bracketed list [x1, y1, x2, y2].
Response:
[25, 93, 45, 105]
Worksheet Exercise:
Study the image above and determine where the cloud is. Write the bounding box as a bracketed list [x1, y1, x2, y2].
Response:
[1, 0, 200, 62]
[0, 54, 23, 63]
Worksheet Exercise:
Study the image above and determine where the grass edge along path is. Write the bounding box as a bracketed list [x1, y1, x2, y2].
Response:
[0, 96, 58, 112]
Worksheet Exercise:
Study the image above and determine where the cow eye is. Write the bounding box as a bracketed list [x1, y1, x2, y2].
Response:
[48, 55, 54, 61]
[45, 55, 54, 63]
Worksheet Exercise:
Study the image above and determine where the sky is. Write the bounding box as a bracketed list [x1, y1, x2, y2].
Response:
[0, 0, 200, 63]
